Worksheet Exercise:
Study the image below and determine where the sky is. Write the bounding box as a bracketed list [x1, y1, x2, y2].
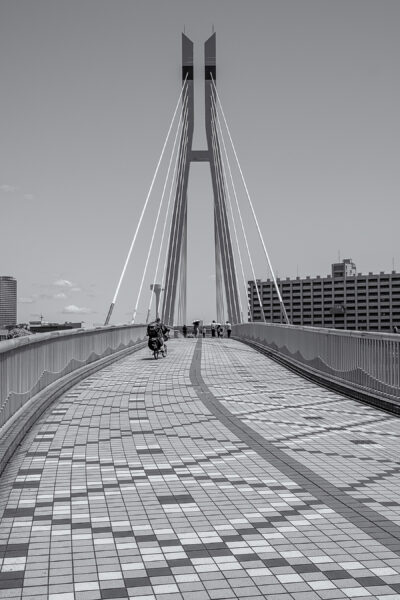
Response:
[1, 0, 399, 326]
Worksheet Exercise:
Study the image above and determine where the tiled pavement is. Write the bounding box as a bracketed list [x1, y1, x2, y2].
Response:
[0, 338, 400, 600]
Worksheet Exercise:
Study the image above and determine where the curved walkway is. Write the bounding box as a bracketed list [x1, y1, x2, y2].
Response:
[0, 338, 400, 600]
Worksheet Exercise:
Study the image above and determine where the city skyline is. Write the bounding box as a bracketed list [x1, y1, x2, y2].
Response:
[1, 1, 399, 325]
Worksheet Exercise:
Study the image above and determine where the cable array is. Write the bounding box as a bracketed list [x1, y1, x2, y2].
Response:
[163, 105, 190, 325]
[132, 88, 189, 323]
[211, 98, 250, 322]
[161, 100, 191, 323]
[104, 69, 290, 327]
[210, 99, 239, 323]
[144, 99, 189, 323]
[104, 76, 188, 326]
[211, 96, 264, 322]
[210, 74, 289, 324]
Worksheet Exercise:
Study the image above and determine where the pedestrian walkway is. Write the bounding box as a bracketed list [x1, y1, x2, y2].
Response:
[1, 338, 400, 600]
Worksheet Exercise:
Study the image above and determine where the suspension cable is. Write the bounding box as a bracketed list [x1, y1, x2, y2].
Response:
[210, 122, 226, 324]
[211, 96, 265, 322]
[211, 109, 253, 323]
[211, 75, 289, 324]
[211, 101, 251, 321]
[210, 110, 240, 323]
[132, 90, 189, 323]
[159, 114, 189, 314]
[160, 111, 190, 318]
[160, 125, 188, 311]
[165, 118, 190, 308]
[104, 75, 188, 325]
[211, 105, 247, 322]
[146, 99, 189, 323]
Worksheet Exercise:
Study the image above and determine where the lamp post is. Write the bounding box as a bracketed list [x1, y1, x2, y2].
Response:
[150, 284, 162, 321]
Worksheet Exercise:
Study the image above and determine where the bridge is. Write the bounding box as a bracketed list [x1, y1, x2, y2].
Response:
[1, 33, 400, 600]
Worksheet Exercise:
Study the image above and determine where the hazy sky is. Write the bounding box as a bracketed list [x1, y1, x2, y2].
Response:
[1, 0, 399, 326]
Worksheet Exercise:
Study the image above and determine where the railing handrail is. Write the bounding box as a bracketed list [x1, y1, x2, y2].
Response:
[0, 323, 149, 432]
[241, 322, 400, 341]
[0, 323, 145, 355]
[0, 322, 150, 476]
[233, 322, 400, 411]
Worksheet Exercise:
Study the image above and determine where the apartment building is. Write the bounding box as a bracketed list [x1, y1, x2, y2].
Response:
[0, 276, 17, 328]
[248, 259, 400, 332]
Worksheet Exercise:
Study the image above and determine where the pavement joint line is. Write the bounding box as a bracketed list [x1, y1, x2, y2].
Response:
[191, 337, 400, 555]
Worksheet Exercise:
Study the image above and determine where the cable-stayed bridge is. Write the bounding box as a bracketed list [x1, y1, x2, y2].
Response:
[1, 33, 400, 600]
[103, 33, 287, 329]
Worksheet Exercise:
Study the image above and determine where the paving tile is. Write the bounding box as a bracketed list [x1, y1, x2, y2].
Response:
[0, 339, 399, 600]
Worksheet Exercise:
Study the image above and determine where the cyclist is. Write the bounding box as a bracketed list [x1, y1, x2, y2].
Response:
[147, 317, 169, 355]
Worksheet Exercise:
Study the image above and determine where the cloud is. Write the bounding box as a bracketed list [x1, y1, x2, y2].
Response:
[53, 279, 74, 288]
[71, 287, 81, 292]
[62, 304, 93, 314]
[0, 184, 17, 193]
[18, 296, 36, 304]
[1, 185, 34, 199]
[54, 292, 67, 299]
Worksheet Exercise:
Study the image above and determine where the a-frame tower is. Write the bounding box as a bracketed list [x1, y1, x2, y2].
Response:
[162, 33, 241, 326]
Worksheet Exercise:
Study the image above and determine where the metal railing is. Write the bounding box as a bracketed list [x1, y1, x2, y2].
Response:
[0, 324, 146, 429]
[233, 323, 400, 405]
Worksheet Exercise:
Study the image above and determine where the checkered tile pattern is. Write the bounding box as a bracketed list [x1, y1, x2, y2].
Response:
[0, 337, 399, 599]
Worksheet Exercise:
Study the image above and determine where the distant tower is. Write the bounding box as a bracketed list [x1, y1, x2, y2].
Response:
[0, 276, 17, 327]
[162, 33, 241, 326]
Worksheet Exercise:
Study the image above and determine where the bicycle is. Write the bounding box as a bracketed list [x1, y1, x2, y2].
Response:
[148, 336, 167, 359]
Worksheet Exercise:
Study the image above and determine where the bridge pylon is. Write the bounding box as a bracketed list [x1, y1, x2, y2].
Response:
[161, 33, 241, 327]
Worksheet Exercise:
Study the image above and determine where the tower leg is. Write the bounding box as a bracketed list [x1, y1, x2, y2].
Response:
[162, 34, 194, 326]
[205, 33, 241, 324]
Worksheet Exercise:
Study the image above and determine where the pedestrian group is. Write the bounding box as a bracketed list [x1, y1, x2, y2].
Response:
[182, 320, 232, 338]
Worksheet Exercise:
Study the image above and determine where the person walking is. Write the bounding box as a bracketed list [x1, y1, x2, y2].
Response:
[211, 320, 216, 338]
[193, 320, 200, 338]
[182, 324, 187, 338]
[217, 324, 224, 338]
[202, 327, 206, 338]
[225, 321, 232, 338]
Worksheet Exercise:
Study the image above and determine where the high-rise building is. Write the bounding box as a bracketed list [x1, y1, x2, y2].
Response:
[0, 276, 17, 327]
[248, 260, 400, 332]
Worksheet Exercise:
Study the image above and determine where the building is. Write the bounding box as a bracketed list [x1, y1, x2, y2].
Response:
[248, 259, 400, 332]
[0, 276, 17, 328]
